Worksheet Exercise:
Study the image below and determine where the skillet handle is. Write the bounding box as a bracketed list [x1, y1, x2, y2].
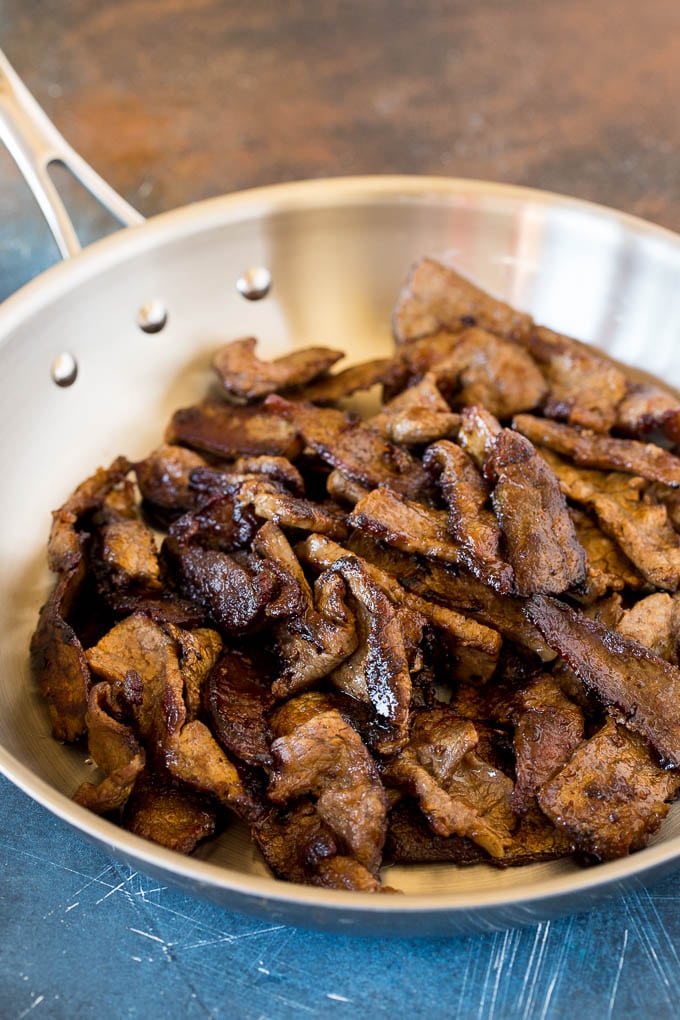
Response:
[0, 50, 144, 259]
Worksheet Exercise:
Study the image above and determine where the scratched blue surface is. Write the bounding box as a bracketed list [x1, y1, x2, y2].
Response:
[3, 773, 680, 1019]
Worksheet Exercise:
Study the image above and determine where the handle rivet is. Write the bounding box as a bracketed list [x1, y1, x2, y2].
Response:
[236, 267, 272, 301]
[51, 351, 78, 387]
[137, 299, 168, 333]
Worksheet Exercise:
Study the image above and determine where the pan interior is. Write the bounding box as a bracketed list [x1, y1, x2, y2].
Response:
[3, 178, 680, 914]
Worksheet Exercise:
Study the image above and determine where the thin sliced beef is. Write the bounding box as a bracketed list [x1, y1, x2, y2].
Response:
[295, 358, 399, 404]
[542, 449, 680, 591]
[327, 556, 413, 754]
[235, 477, 348, 539]
[424, 440, 513, 593]
[73, 682, 145, 813]
[616, 593, 677, 662]
[428, 327, 547, 418]
[392, 257, 533, 345]
[265, 395, 432, 501]
[166, 399, 303, 460]
[206, 647, 276, 767]
[212, 336, 343, 400]
[615, 382, 680, 441]
[348, 488, 460, 564]
[382, 709, 514, 858]
[165, 541, 276, 635]
[568, 507, 643, 602]
[168, 490, 259, 553]
[48, 457, 131, 574]
[134, 444, 208, 513]
[96, 519, 162, 592]
[123, 772, 217, 854]
[165, 719, 252, 818]
[522, 326, 628, 433]
[538, 719, 680, 860]
[526, 595, 680, 765]
[299, 533, 501, 662]
[231, 455, 305, 496]
[513, 414, 680, 487]
[486, 427, 586, 596]
[253, 522, 357, 697]
[268, 706, 388, 874]
[30, 560, 91, 742]
[385, 799, 571, 867]
[511, 675, 584, 814]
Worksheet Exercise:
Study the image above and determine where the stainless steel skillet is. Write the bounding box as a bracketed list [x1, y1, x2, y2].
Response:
[3, 52, 680, 937]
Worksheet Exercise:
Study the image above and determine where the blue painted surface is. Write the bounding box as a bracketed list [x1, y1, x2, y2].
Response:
[3, 772, 680, 1019]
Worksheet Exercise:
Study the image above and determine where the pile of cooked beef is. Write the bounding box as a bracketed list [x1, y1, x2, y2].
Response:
[31, 256, 680, 892]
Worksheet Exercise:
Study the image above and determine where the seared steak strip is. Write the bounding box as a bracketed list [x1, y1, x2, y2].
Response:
[212, 336, 343, 400]
[538, 719, 680, 860]
[166, 399, 303, 460]
[514, 413, 680, 487]
[349, 488, 460, 564]
[424, 439, 514, 593]
[393, 257, 533, 345]
[526, 594, 680, 765]
[265, 395, 432, 501]
[542, 448, 680, 590]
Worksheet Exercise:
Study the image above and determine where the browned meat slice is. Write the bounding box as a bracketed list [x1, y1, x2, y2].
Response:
[374, 372, 452, 422]
[235, 477, 348, 539]
[568, 507, 643, 602]
[165, 719, 251, 817]
[166, 624, 222, 720]
[349, 488, 460, 564]
[457, 403, 502, 469]
[543, 449, 680, 591]
[392, 257, 533, 345]
[30, 561, 91, 742]
[165, 542, 275, 635]
[253, 522, 357, 696]
[429, 328, 547, 418]
[265, 395, 432, 501]
[313, 857, 382, 892]
[295, 358, 399, 404]
[522, 326, 629, 433]
[615, 382, 680, 440]
[327, 556, 413, 754]
[212, 336, 343, 400]
[166, 400, 303, 460]
[97, 519, 162, 591]
[385, 800, 571, 867]
[382, 709, 513, 858]
[325, 469, 371, 506]
[511, 675, 584, 814]
[85, 614, 186, 754]
[538, 719, 680, 859]
[231, 455, 305, 496]
[424, 440, 514, 593]
[616, 593, 677, 662]
[103, 591, 208, 628]
[124, 772, 217, 854]
[300, 533, 501, 664]
[134, 444, 208, 512]
[48, 456, 131, 573]
[168, 490, 259, 553]
[486, 428, 586, 596]
[514, 414, 680, 487]
[206, 648, 275, 767]
[268, 707, 388, 874]
[526, 595, 680, 765]
[73, 682, 145, 814]
[385, 407, 462, 446]
[253, 800, 380, 891]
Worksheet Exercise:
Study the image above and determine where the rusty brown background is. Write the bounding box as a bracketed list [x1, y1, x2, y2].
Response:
[2, 0, 680, 294]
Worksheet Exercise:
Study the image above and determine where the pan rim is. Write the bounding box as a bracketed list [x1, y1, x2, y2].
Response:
[4, 172, 680, 927]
